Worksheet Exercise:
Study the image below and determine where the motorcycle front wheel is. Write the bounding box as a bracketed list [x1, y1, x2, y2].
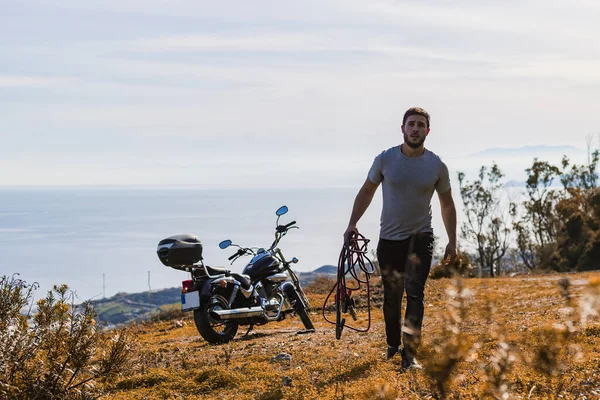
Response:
[285, 287, 315, 331]
[194, 294, 239, 343]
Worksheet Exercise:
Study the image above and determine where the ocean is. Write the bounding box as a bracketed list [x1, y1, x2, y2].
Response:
[0, 186, 449, 301]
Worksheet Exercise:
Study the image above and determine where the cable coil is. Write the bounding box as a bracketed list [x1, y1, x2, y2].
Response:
[322, 232, 376, 339]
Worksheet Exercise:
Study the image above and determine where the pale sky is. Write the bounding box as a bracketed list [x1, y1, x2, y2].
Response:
[2, 0, 599, 187]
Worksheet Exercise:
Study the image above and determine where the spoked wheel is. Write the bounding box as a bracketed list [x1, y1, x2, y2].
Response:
[194, 294, 239, 343]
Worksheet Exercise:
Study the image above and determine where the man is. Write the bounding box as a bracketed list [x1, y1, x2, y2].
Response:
[344, 107, 457, 369]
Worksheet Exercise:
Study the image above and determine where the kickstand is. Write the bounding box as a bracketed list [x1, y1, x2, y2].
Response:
[243, 324, 254, 337]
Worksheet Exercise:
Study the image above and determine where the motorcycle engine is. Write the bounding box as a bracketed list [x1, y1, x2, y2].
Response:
[265, 297, 280, 311]
[256, 281, 280, 312]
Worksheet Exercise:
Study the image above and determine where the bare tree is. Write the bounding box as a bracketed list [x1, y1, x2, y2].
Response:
[458, 163, 512, 277]
[523, 159, 562, 247]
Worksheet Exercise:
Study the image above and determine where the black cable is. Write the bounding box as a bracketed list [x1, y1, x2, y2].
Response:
[322, 232, 375, 339]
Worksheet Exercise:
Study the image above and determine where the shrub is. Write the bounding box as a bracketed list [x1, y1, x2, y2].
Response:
[304, 275, 336, 294]
[430, 251, 476, 280]
[150, 307, 185, 323]
[422, 278, 475, 398]
[114, 369, 170, 389]
[0, 275, 133, 399]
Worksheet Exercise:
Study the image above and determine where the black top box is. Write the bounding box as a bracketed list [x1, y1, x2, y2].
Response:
[157, 234, 203, 267]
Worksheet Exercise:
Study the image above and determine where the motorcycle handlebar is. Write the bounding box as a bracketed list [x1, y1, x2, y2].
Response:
[277, 221, 297, 232]
[228, 249, 244, 261]
[276, 220, 296, 233]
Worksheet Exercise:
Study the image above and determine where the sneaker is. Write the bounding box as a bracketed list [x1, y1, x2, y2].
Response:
[401, 348, 423, 369]
[401, 356, 423, 370]
[386, 346, 399, 360]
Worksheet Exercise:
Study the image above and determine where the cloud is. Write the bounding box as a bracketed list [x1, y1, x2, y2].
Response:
[128, 33, 342, 53]
[2, 0, 600, 185]
[492, 59, 600, 84]
[0, 75, 77, 88]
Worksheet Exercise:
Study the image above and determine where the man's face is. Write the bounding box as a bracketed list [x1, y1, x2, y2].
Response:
[401, 115, 430, 149]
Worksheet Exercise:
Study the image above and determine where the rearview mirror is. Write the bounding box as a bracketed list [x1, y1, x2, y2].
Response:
[219, 240, 232, 249]
[276, 205, 288, 216]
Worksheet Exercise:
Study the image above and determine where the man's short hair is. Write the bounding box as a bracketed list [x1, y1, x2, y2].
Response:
[403, 107, 430, 128]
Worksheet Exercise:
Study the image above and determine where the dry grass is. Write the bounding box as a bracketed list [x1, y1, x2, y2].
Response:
[104, 272, 600, 399]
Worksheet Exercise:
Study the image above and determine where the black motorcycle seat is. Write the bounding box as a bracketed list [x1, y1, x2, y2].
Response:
[206, 265, 228, 276]
[231, 273, 252, 290]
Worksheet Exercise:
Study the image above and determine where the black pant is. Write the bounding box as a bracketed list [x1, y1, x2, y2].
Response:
[377, 232, 434, 356]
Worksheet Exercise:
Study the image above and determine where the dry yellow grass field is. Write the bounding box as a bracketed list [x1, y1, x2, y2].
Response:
[105, 272, 600, 399]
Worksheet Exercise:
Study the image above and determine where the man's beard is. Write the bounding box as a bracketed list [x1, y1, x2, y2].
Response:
[403, 133, 426, 149]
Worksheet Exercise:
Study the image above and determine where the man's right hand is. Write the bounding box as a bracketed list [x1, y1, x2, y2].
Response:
[344, 225, 359, 241]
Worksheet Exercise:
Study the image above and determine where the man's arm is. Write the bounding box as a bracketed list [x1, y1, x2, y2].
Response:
[438, 189, 457, 265]
[344, 178, 379, 236]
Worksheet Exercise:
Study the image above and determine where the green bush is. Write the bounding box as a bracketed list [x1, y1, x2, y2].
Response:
[0, 275, 133, 399]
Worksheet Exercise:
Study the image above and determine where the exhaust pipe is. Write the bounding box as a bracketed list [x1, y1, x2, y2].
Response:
[210, 306, 265, 320]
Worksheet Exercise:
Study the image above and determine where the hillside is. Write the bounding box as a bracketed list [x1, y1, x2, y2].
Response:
[101, 271, 600, 399]
[90, 287, 181, 326]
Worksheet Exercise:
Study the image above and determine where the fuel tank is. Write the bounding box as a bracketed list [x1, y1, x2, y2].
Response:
[242, 251, 281, 280]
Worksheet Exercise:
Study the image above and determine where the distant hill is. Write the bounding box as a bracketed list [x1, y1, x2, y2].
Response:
[91, 287, 181, 327]
[504, 180, 526, 187]
[297, 265, 338, 286]
[312, 265, 337, 274]
[450, 145, 590, 185]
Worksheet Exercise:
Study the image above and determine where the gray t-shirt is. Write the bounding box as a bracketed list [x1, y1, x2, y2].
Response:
[368, 146, 451, 241]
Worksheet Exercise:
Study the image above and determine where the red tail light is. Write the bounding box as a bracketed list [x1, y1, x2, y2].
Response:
[182, 280, 194, 294]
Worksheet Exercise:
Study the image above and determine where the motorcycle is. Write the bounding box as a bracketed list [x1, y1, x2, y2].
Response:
[156, 205, 314, 343]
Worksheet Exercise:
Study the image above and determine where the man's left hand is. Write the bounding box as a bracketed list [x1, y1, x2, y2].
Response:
[443, 243, 457, 266]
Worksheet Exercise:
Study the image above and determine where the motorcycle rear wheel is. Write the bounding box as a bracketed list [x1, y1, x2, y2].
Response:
[194, 294, 239, 343]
